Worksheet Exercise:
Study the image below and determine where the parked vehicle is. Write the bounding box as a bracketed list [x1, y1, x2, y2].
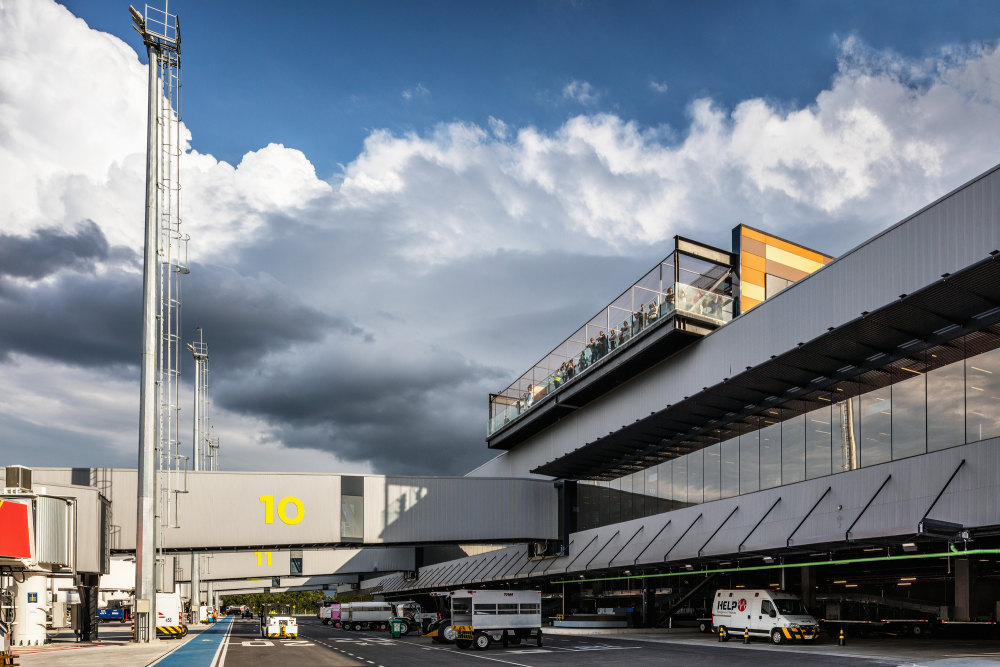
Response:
[449, 589, 543, 650]
[712, 589, 818, 644]
[97, 607, 126, 623]
[390, 601, 430, 636]
[260, 603, 298, 638]
[319, 600, 341, 627]
[341, 601, 392, 631]
[421, 592, 455, 643]
[155, 592, 188, 639]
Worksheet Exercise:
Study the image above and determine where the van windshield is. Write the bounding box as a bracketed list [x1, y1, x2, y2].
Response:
[774, 599, 807, 616]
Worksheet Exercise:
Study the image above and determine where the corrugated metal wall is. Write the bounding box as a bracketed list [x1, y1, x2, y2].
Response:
[34, 496, 71, 567]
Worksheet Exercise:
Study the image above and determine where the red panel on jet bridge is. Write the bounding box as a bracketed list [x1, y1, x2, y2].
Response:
[0, 499, 32, 558]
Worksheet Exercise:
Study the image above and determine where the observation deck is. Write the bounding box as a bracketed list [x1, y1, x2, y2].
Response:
[487, 236, 736, 450]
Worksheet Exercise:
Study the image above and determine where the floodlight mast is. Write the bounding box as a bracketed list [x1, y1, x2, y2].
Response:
[131, 2, 181, 643]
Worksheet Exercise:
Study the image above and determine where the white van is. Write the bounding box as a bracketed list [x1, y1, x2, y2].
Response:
[155, 592, 188, 638]
[711, 589, 818, 644]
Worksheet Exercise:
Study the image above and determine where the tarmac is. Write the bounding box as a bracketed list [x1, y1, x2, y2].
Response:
[8, 619, 1000, 666]
[10, 620, 226, 667]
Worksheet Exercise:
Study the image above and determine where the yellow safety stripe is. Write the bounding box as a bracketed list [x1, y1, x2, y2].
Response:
[156, 626, 185, 635]
[780, 627, 817, 640]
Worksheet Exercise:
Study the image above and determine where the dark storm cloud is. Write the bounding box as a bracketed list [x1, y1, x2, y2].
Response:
[181, 263, 370, 368]
[0, 223, 365, 369]
[218, 343, 505, 476]
[0, 221, 115, 279]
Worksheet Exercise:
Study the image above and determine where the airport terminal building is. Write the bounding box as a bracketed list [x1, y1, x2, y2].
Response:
[3, 163, 999, 640]
[363, 162, 1000, 626]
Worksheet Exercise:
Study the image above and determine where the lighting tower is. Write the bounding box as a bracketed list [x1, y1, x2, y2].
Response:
[130, 2, 185, 643]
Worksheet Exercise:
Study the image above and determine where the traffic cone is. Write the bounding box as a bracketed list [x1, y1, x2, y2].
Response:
[838, 627, 846, 646]
[718, 626, 724, 642]
[743, 627, 749, 644]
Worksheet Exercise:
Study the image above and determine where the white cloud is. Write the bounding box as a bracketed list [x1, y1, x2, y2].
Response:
[562, 79, 600, 105]
[4, 0, 1000, 473]
[649, 80, 669, 94]
[402, 83, 430, 100]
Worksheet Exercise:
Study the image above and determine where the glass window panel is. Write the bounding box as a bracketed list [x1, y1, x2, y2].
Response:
[721, 437, 740, 498]
[598, 482, 611, 527]
[967, 348, 1000, 442]
[673, 457, 688, 506]
[687, 449, 704, 504]
[759, 421, 782, 489]
[619, 474, 633, 521]
[740, 427, 760, 494]
[892, 369, 927, 459]
[644, 467, 658, 517]
[609, 478, 621, 525]
[341, 495, 364, 540]
[632, 470, 646, 519]
[860, 387, 892, 466]
[704, 444, 721, 502]
[928, 360, 965, 451]
[781, 413, 806, 484]
[806, 405, 833, 479]
[657, 461, 672, 512]
[833, 396, 861, 471]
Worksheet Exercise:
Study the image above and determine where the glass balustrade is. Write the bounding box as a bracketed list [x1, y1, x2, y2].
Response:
[488, 247, 734, 436]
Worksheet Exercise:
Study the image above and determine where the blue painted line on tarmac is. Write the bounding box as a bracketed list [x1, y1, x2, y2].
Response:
[154, 617, 233, 667]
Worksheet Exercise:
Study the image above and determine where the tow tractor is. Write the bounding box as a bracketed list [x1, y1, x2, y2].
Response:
[260, 603, 297, 638]
[421, 592, 456, 643]
[390, 601, 433, 636]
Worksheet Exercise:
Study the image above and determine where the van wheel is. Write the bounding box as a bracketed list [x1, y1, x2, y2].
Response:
[399, 620, 410, 635]
[473, 632, 491, 650]
[911, 625, 924, 637]
[353, 622, 363, 631]
[698, 620, 709, 633]
[441, 623, 457, 644]
[536, 629, 543, 647]
[771, 628, 784, 644]
[378, 622, 388, 631]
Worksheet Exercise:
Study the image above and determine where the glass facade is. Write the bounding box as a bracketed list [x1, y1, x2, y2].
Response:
[576, 345, 1000, 532]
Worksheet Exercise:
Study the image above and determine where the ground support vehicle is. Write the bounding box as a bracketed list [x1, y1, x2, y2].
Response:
[319, 601, 341, 627]
[712, 589, 819, 644]
[98, 606, 128, 623]
[155, 593, 188, 639]
[341, 601, 392, 631]
[391, 601, 430, 636]
[817, 593, 941, 637]
[421, 592, 455, 643]
[449, 589, 543, 651]
[260, 604, 297, 638]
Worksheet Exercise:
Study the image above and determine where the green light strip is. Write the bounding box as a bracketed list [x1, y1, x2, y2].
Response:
[551, 545, 1000, 585]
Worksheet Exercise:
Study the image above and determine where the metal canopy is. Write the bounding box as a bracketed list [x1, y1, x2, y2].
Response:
[533, 254, 1000, 480]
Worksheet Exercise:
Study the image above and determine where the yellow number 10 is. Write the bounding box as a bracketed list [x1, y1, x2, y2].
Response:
[258, 495, 304, 525]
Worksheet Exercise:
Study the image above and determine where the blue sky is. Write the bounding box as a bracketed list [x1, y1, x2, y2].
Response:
[2, 0, 1000, 476]
[61, 0, 1000, 176]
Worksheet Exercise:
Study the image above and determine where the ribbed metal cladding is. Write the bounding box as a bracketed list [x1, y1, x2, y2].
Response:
[34, 496, 71, 567]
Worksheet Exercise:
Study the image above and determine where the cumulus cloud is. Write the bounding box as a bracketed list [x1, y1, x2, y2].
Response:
[562, 79, 600, 105]
[4, 0, 1000, 476]
[402, 83, 430, 100]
